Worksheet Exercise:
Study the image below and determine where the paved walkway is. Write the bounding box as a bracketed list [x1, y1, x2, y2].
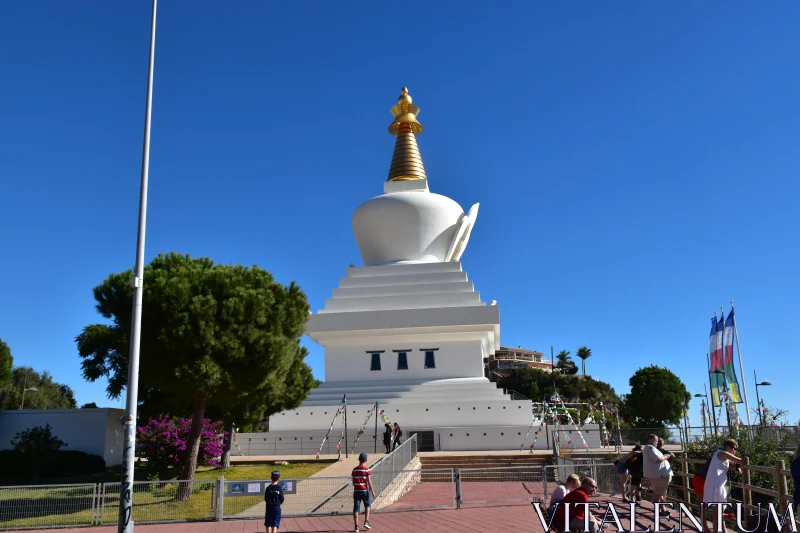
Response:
[12, 498, 703, 533]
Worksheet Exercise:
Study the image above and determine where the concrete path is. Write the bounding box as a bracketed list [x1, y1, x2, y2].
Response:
[234, 454, 386, 519]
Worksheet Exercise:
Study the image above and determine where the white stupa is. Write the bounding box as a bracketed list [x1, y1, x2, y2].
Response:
[268, 88, 539, 451]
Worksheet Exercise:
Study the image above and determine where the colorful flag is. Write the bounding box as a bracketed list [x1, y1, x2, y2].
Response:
[709, 316, 725, 407]
[722, 310, 743, 403]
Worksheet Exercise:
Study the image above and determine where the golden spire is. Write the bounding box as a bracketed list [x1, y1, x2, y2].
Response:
[387, 87, 427, 182]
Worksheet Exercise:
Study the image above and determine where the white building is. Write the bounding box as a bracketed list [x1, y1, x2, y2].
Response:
[0, 408, 125, 466]
[258, 88, 598, 453]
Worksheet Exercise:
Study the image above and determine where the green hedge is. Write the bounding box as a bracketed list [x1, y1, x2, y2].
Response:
[0, 449, 106, 483]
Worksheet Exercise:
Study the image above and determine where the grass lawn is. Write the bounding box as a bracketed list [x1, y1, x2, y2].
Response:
[0, 462, 330, 530]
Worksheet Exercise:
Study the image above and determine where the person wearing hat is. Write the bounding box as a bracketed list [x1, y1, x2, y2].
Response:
[264, 470, 285, 533]
[352, 452, 376, 532]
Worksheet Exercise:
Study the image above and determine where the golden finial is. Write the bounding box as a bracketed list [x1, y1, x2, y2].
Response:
[387, 87, 427, 182]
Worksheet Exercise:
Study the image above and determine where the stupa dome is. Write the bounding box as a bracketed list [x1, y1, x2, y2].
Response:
[352, 88, 479, 267]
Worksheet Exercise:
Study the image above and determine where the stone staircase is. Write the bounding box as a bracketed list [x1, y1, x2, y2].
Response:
[418, 453, 549, 471]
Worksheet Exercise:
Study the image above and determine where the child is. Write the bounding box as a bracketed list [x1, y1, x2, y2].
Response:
[352, 452, 376, 532]
[264, 470, 285, 533]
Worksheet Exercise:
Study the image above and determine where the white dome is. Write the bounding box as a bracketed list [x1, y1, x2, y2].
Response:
[352, 191, 465, 266]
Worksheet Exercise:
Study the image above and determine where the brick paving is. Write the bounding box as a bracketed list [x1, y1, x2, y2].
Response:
[11, 496, 705, 533]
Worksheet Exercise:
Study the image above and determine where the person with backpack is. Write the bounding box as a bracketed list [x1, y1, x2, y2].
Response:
[626, 447, 645, 502]
[392, 423, 403, 450]
[614, 445, 642, 502]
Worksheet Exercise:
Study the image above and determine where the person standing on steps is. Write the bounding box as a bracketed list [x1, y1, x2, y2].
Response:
[382, 423, 392, 454]
[392, 422, 403, 450]
[352, 452, 376, 532]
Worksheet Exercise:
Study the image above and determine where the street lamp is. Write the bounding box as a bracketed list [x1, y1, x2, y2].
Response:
[753, 369, 771, 427]
[20, 370, 38, 409]
[695, 392, 709, 438]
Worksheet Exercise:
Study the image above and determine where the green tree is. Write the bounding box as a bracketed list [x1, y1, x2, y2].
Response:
[0, 366, 77, 410]
[76, 253, 315, 492]
[623, 365, 690, 429]
[575, 346, 592, 376]
[81, 402, 99, 408]
[0, 338, 12, 390]
[555, 350, 578, 375]
[11, 423, 68, 482]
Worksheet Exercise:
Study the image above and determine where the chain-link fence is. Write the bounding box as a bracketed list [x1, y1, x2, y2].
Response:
[98, 479, 217, 525]
[0, 483, 99, 531]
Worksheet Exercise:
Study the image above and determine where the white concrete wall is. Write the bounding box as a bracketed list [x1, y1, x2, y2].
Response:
[0, 409, 125, 466]
[325, 340, 484, 383]
[270, 398, 533, 432]
[233, 425, 606, 455]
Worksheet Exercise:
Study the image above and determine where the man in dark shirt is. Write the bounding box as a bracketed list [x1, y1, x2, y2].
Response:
[264, 470, 285, 533]
[558, 477, 599, 533]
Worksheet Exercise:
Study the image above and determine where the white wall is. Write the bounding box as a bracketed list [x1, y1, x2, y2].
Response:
[0, 408, 125, 466]
[325, 340, 484, 383]
[233, 424, 606, 455]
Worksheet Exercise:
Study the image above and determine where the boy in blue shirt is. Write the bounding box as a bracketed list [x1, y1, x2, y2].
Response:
[264, 470, 285, 533]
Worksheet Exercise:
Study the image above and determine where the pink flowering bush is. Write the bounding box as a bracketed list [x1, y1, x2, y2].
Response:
[137, 416, 227, 469]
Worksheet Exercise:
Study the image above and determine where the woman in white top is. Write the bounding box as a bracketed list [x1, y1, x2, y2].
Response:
[547, 473, 580, 521]
[702, 439, 742, 533]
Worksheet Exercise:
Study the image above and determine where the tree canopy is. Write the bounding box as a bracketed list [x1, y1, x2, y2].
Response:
[76, 252, 316, 485]
[0, 338, 12, 390]
[623, 365, 690, 427]
[0, 366, 78, 410]
[494, 367, 622, 421]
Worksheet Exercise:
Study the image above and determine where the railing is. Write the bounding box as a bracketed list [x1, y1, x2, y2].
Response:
[505, 389, 531, 401]
[371, 434, 418, 499]
[664, 455, 796, 516]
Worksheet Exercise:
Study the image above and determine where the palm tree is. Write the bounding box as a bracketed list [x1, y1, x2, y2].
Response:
[576, 346, 592, 376]
[555, 350, 575, 374]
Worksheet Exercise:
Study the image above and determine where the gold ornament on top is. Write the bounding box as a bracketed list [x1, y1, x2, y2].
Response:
[387, 87, 427, 182]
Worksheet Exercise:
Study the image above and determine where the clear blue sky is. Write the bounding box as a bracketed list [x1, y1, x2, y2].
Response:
[1, 2, 798, 428]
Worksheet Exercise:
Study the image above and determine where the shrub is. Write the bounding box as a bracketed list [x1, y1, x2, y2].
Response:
[137, 416, 227, 469]
[11, 423, 67, 454]
[0, 449, 105, 483]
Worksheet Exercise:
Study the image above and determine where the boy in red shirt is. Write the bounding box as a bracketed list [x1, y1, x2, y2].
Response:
[352, 453, 376, 532]
[557, 477, 599, 533]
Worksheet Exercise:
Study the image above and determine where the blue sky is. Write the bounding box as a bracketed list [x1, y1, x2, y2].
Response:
[1, 2, 797, 429]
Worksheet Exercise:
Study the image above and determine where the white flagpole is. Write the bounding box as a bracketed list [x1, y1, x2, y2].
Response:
[730, 301, 752, 431]
[119, 1, 157, 531]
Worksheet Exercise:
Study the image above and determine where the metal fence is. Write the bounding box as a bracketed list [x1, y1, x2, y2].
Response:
[374, 468, 456, 511]
[98, 479, 217, 525]
[458, 466, 544, 504]
[0, 483, 99, 531]
[371, 434, 418, 499]
[0, 460, 622, 529]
